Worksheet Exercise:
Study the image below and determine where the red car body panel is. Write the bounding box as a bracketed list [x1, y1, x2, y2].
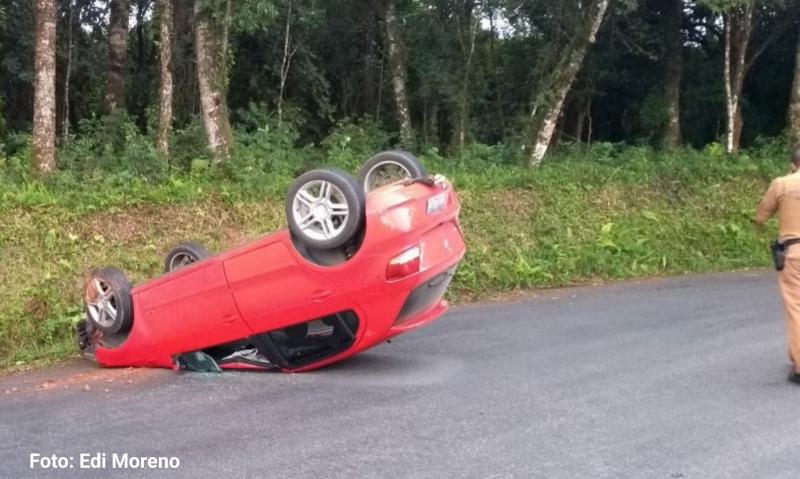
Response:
[94, 179, 466, 371]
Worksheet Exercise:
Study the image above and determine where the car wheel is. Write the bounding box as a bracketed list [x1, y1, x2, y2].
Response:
[358, 150, 427, 193]
[83, 267, 133, 335]
[286, 168, 365, 250]
[164, 241, 211, 273]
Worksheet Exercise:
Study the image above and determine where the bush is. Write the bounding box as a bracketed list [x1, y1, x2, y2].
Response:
[0, 138, 31, 185]
[228, 106, 307, 177]
[58, 111, 168, 181]
[169, 121, 212, 171]
[0, 96, 6, 143]
[319, 117, 392, 171]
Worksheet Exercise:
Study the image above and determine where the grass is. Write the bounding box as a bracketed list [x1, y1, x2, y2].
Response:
[0, 140, 786, 369]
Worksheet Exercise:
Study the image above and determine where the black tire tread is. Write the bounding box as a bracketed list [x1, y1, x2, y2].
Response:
[164, 241, 211, 273]
[358, 150, 427, 193]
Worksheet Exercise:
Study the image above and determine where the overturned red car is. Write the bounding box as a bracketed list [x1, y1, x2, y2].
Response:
[76, 151, 466, 372]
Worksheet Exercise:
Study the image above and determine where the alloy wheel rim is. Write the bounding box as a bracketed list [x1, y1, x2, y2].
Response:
[364, 161, 412, 192]
[169, 252, 197, 271]
[292, 180, 350, 241]
[85, 278, 118, 329]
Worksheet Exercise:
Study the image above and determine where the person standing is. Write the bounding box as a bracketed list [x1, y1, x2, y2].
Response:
[756, 147, 800, 383]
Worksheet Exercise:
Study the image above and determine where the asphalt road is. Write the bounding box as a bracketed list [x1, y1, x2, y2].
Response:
[2, 271, 798, 479]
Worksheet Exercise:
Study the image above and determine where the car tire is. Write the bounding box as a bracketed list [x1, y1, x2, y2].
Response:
[164, 241, 211, 273]
[358, 150, 427, 193]
[286, 168, 365, 250]
[83, 267, 134, 336]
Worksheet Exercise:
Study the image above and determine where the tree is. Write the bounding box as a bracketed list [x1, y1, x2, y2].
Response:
[662, 0, 684, 149]
[453, 0, 480, 151]
[276, 0, 298, 125]
[32, 0, 57, 174]
[790, 24, 800, 146]
[194, 0, 233, 160]
[3, 0, 800, 160]
[157, 0, 174, 156]
[703, 0, 796, 152]
[382, 0, 413, 146]
[129, 0, 155, 128]
[721, 4, 752, 153]
[525, 0, 610, 166]
[106, 0, 129, 111]
[62, 0, 76, 138]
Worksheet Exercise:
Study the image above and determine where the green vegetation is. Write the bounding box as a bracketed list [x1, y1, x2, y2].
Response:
[0, 118, 784, 367]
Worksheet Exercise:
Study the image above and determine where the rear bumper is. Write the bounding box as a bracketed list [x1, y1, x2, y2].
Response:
[354, 220, 465, 344]
[395, 266, 456, 326]
[389, 298, 450, 335]
[393, 218, 464, 328]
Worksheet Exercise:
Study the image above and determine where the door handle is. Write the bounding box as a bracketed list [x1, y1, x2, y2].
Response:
[310, 289, 333, 302]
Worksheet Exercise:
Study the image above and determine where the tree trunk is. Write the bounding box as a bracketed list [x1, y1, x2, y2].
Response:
[454, 0, 478, 151]
[733, 103, 744, 148]
[106, 0, 129, 111]
[587, 97, 594, 145]
[157, 0, 173, 157]
[383, 0, 413, 146]
[277, 0, 298, 126]
[575, 110, 586, 143]
[221, 0, 231, 68]
[789, 25, 800, 147]
[194, 0, 233, 161]
[526, 0, 609, 166]
[722, 6, 753, 154]
[661, 0, 683, 149]
[33, 0, 57, 174]
[63, 0, 75, 138]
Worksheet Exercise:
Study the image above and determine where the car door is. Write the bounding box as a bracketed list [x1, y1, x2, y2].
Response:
[132, 260, 252, 353]
[222, 240, 350, 333]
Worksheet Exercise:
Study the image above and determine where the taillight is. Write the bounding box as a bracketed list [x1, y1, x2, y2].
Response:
[386, 246, 421, 281]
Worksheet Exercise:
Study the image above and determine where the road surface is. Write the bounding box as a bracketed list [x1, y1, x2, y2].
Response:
[1, 271, 797, 479]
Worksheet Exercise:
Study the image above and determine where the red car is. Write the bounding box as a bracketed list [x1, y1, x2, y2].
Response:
[76, 151, 466, 372]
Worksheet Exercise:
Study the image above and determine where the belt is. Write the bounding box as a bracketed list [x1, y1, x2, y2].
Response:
[783, 238, 800, 248]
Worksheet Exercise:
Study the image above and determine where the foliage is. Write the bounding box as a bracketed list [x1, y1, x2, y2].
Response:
[0, 137, 786, 368]
[2, 0, 799, 152]
[0, 96, 6, 147]
[224, 103, 307, 189]
[58, 111, 168, 181]
[230, 0, 278, 33]
[319, 117, 393, 171]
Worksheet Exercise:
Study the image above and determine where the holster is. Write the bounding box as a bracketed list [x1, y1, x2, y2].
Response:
[772, 238, 800, 271]
[772, 241, 786, 271]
